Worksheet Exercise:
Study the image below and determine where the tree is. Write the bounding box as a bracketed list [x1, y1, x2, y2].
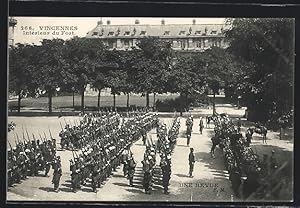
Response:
[168, 56, 206, 115]
[197, 47, 242, 114]
[9, 43, 37, 113]
[63, 37, 108, 112]
[133, 37, 173, 108]
[117, 50, 138, 110]
[30, 39, 67, 113]
[226, 18, 294, 122]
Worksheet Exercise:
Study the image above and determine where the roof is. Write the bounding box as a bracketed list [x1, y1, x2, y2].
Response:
[86, 23, 226, 39]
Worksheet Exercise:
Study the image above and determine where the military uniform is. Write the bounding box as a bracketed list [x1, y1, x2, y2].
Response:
[52, 156, 62, 192]
[188, 148, 195, 177]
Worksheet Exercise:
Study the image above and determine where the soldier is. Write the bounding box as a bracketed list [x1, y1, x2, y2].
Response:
[199, 117, 204, 135]
[91, 161, 100, 193]
[121, 147, 130, 177]
[71, 158, 81, 192]
[186, 116, 193, 146]
[188, 148, 195, 177]
[237, 118, 242, 132]
[44, 148, 54, 177]
[161, 155, 171, 194]
[52, 156, 62, 192]
[245, 128, 253, 147]
[142, 158, 151, 194]
[127, 154, 136, 187]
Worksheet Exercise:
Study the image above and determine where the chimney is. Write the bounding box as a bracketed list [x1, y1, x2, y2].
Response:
[192, 19, 196, 25]
[97, 19, 103, 25]
[107, 20, 111, 25]
[161, 19, 165, 25]
[135, 19, 140, 24]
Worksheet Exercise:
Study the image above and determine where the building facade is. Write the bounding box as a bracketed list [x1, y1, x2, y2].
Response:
[86, 19, 228, 52]
[9, 17, 17, 48]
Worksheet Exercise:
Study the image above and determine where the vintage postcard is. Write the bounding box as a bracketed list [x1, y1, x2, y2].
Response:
[7, 17, 294, 202]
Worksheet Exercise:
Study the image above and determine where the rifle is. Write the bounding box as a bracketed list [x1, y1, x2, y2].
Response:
[8, 141, 13, 151]
[48, 128, 53, 140]
[59, 121, 64, 131]
[22, 125, 26, 144]
[32, 133, 36, 142]
[44, 132, 48, 142]
[38, 131, 43, 142]
[13, 133, 17, 146]
[63, 117, 68, 126]
[16, 133, 21, 145]
[149, 135, 154, 146]
[25, 127, 31, 142]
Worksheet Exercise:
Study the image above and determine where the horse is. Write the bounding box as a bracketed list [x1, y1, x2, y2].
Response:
[210, 135, 225, 158]
[248, 124, 268, 144]
[206, 115, 215, 128]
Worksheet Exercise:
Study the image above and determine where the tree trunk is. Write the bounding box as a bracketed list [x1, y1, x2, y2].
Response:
[127, 93, 130, 110]
[213, 91, 216, 115]
[153, 93, 156, 111]
[113, 93, 116, 111]
[72, 91, 75, 110]
[180, 92, 183, 116]
[48, 90, 53, 113]
[17, 90, 22, 113]
[186, 93, 189, 111]
[97, 89, 101, 110]
[146, 92, 149, 108]
[81, 87, 85, 113]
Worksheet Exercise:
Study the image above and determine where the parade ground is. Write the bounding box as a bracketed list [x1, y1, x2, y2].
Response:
[7, 113, 293, 202]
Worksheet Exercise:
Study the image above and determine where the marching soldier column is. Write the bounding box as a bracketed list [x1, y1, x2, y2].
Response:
[210, 113, 279, 199]
[142, 117, 181, 194]
[8, 129, 57, 189]
[60, 111, 158, 193]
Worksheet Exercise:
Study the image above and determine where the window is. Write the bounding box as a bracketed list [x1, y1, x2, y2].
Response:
[178, 40, 186, 49]
[195, 31, 201, 35]
[164, 31, 170, 35]
[179, 31, 186, 35]
[211, 30, 217, 35]
[92, 32, 98, 36]
[140, 31, 146, 35]
[124, 31, 130, 36]
[195, 40, 201, 48]
[124, 40, 130, 48]
[108, 31, 114, 36]
[107, 40, 115, 48]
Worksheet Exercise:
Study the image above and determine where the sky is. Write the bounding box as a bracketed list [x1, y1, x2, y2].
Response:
[11, 17, 226, 45]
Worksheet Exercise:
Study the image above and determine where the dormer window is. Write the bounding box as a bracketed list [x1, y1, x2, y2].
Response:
[179, 31, 186, 35]
[108, 31, 114, 36]
[164, 31, 170, 35]
[92, 32, 98, 36]
[195, 31, 201, 35]
[140, 31, 146, 35]
[124, 31, 130, 36]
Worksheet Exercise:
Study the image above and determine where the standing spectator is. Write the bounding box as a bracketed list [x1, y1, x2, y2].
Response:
[188, 148, 195, 177]
[52, 156, 62, 192]
[199, 117, 204, 134]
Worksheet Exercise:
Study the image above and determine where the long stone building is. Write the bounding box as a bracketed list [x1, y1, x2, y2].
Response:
[85, 19, 228, 96]
[86, 19, 228, 52]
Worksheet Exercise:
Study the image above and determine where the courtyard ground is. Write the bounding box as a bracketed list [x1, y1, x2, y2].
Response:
[7, 114, 293, 202]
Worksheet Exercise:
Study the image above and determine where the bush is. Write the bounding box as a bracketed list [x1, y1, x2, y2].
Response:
[156, 97, 190, 112]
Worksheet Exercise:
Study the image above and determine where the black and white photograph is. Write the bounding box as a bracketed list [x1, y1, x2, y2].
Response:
[7, 17, 294, 202]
